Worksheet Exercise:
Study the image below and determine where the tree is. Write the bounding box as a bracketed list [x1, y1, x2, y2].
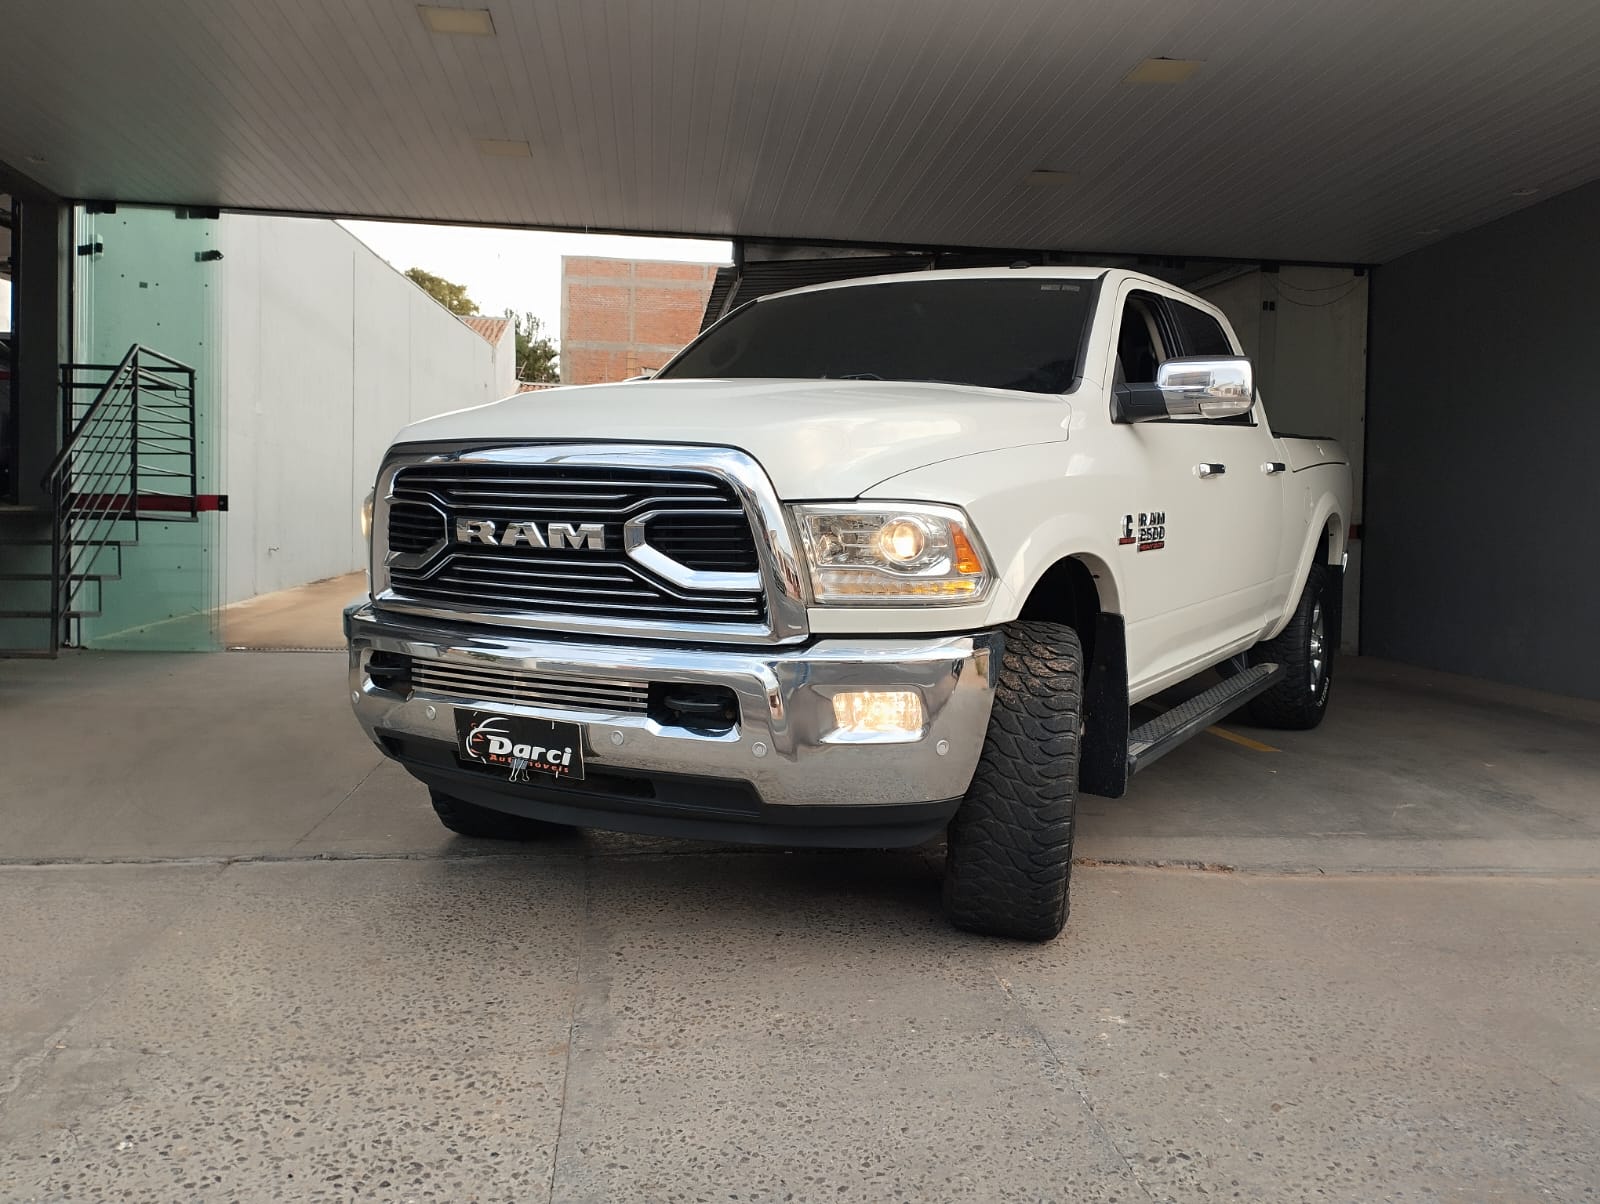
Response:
[506, 310, 560, 383]
[404, 267, 478, 316]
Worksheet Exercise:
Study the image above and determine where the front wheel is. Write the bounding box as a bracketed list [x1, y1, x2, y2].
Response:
[1240, 562, 1336, 730]
[942, 621, 1082, 942]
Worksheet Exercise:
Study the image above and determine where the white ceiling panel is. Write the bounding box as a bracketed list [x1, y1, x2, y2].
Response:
[1, 0, 1597, 261]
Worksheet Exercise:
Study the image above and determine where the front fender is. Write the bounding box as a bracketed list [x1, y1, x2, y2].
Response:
[859, 442, 1128, 623]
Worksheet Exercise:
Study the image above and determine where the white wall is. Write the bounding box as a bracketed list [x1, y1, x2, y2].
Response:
[221, 216, 506, 604]
[1201, 266, 1368, 648]
[486, 322, 516, 398]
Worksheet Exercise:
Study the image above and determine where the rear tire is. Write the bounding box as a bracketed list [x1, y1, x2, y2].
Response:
[429, 789, 573, 840]
[1240, 562, 1335, 730]
[942, 621, 1081, 942]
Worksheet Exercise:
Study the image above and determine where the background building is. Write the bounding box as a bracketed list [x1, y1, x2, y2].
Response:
[560, 257, 720, 384]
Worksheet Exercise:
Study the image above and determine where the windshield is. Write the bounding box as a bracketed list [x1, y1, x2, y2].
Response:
[658, 277, 1097, 395]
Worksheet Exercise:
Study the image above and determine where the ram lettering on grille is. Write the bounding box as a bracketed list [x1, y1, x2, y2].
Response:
[454, 519, 606, 549]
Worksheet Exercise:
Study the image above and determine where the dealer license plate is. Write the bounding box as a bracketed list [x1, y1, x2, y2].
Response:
[454, 709, 586, 782]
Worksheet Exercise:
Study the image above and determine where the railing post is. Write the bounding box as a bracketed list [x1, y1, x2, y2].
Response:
[130, 348, 141, 538]
[49, 468, 64, 656]
[187, 365, 198, 518]
[59, 363, 71, 449]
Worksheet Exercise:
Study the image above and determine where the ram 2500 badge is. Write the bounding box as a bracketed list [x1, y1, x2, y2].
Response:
[347, 267, 1352, 941]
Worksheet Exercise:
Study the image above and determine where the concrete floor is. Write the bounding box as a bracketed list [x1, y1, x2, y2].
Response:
[1, 651, 1597, 1201]
[219, 572, 366, 651]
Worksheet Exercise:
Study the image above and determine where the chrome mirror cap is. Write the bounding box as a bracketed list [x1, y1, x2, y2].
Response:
[1156, 356, 1254, 419]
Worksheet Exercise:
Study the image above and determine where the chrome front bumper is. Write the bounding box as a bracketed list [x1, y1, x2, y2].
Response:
[346, 604, 999, 833]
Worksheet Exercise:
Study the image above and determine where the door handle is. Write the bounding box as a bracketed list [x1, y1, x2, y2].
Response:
[1262, 461, 1287, 475]
[1195, 463, 1226, 478]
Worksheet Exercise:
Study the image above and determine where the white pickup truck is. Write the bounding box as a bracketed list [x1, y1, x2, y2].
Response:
[347, 267, 1352, 940]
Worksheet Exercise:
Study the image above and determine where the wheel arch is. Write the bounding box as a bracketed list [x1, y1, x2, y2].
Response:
[1016, 554, 1115, 648]
[1265, 496, 1345, 644]
[1014, 552, 1131, 800]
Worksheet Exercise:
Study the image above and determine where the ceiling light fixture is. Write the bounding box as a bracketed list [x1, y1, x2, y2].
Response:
[419, 6, 495, 36]
[1123, 58, 1203, 85]
[476, 138, 532, 158]
[1023, 170, 1074, 186]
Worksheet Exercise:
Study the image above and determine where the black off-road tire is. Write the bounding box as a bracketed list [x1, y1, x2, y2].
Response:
[942, 621, 1082, 942]
[429, 789, 573, 840]
[1240, 562, 1335, 730]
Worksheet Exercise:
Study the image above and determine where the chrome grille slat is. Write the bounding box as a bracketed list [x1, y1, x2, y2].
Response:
[409, 659, 651, 714]
[398, 486, 722, 499]
[395, 495, 741, 516]
[399, 475, 721, 490]
[413, 659, 641, 686]
[441, 556, 753, 603]
[429, 572, 758, 609]
[395, 581, 764, 618]
[414, 671, 646, 701]
[448, 562, 647, 586]
[415, 667, 646, 697]
[385, 460, 767, 628]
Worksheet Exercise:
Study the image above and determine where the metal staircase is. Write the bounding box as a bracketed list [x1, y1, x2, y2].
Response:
[0, 346, 198, 656]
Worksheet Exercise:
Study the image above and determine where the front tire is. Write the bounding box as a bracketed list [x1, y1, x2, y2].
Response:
[429, 789, 573, 840]
[1240, 562, 1336, 730]
[943, 621, 1081, 942]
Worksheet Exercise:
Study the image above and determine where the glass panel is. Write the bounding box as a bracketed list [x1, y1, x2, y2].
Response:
[72, 205, 223, 650]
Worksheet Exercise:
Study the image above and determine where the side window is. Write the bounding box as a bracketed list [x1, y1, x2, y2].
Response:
[1114, 291, 1169, 385]
[1167, 297, 1253, 425]
[1168, 300, 1234, 357]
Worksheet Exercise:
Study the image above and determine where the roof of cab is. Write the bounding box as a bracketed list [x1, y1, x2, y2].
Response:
[764, 264, 1188, 301]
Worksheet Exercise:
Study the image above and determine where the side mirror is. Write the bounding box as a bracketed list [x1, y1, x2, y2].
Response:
[1157, 356, 1253, 418]
[1113, 356, 1255, 423]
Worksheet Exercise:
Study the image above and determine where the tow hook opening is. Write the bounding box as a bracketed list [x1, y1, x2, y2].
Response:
[650, 683, 740, 734]
[365, 650, 411, 695]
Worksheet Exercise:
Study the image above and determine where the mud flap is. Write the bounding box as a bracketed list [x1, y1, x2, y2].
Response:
[1078, 612, 1130, 798]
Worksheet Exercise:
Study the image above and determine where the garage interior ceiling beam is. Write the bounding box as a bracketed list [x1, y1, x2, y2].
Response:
[1, 0, 1598, 263]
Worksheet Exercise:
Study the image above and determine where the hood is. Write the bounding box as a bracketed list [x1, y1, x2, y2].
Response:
[396, 379, 1070, 498]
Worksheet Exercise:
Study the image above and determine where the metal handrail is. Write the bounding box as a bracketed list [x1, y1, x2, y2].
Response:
[44, 345, 200, 652]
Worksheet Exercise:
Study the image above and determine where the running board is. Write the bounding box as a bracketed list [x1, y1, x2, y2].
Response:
[1127, 663, 1282, 775]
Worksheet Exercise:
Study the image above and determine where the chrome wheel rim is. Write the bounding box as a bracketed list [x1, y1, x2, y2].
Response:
[1308, 602, 1326, 694]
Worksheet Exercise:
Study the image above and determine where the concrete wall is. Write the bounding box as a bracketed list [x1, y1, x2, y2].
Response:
[1201, 266, 1368, 649]
[1364, 181, 1600, 700]
[221, 216, 505, 604]
[561, 257, 718, 384]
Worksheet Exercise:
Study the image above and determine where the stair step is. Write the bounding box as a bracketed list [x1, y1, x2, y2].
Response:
[1128, 663, 1282, 774]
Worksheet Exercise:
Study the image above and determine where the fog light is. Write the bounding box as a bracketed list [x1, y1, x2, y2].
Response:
[830, 690, 925, 741]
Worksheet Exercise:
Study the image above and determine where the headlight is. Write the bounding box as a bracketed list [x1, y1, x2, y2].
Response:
[361, 490, 375, 542]
[791, 502, 992, 605]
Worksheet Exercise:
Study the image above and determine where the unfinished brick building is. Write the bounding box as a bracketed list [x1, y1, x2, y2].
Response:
[559, 256, 721, 385]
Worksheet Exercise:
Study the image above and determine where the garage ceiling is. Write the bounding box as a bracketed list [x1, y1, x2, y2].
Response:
[2, 0, 1598, 263]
